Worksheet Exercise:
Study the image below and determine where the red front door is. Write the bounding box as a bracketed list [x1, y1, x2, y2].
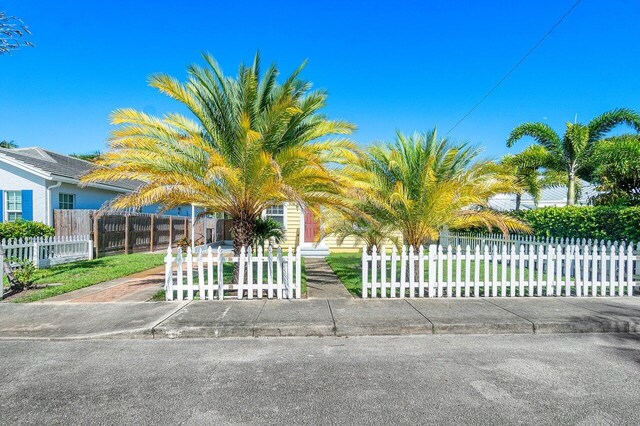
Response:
[304, 210, 319, 243]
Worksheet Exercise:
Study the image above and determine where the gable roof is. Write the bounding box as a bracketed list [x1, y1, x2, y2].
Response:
[0, 147, 141, 192]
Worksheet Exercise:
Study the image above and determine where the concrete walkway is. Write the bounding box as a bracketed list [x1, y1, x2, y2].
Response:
[1, 297, 639, 340]
[43, 266, 165, 303]
[305, 258, 352, 299]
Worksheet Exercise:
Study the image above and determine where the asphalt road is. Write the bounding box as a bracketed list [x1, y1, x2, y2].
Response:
[1, 334, 639, 425]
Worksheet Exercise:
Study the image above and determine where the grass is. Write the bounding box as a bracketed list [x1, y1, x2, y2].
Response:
[325, 254, 363, 296]
[152, 258, 307, 300]
[7, 253, 165, 303]
[326, 252, 567, 298]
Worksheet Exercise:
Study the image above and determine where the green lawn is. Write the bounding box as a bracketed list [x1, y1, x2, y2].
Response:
[6, 253, 166, 303]
[327, 252, 562, 298]
[152, 258, 307, 300]
[326, 253, 363, 296]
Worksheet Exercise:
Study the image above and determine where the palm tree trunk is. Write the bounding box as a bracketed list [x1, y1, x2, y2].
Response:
[515, 194, 522, 211]
[231, 214, 256, 290]
[567, 169, 576, 206]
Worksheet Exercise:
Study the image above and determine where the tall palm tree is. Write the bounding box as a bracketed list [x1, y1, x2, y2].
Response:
[82, 53, 356, 254]
[506, 109, 640, 205]
[349, 130, 528, 248]
[499, 145, 564, 210]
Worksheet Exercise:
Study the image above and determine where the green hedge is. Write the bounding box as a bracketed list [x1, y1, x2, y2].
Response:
[0, 221, 55, 240]
[514, 206, 640, 242]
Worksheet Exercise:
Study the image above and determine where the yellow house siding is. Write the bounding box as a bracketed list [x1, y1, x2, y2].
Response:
[282, 203, 301, 248]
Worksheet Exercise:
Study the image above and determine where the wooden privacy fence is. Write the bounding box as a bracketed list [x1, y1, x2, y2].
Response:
[1, 235, 93, 268]
[362, 242, 640, 299]
[164, 246, 302, 301]
[54, 210, 217, 257]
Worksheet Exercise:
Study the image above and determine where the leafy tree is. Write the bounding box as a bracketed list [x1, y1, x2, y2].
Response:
[82, 53, 356, 255]
[499, 145, 564, 210]
[0, 12, 33, 54]
[70, 151, 101, 162]
[588, 135, 640, 205]
[507, 109, 640, 205]
[251, 217, 284, 251]
[349, 130, 528, 248]
[0, 140, 18, 149]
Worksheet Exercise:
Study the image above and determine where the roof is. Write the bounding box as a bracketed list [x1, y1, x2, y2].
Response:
[488, 180, 599, 211]
[0, 147, 141, 192]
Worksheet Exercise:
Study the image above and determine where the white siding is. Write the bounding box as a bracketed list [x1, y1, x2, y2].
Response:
[0, 162, 47, 222]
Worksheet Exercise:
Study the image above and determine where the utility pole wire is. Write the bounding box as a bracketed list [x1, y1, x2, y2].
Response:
[446, 0, 583, 135]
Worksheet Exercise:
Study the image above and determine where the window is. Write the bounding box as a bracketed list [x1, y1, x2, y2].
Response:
[5, 191, 22, 221]
[265, 204, 285, 227]
[59, 193, 75, 210]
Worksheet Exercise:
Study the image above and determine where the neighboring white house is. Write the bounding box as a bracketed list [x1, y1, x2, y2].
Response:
[488, 180, 599, 211]
[0, 147, 193, 225]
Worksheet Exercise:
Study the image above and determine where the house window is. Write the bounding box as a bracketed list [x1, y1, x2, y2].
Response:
[265, 204, 285, 227]
[59, 193, 75, 210]
[5, 191, 22, 221]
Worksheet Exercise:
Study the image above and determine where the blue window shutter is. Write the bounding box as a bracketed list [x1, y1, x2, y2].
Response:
[22, 190, 33, 221]
[0, 191, 3, 223]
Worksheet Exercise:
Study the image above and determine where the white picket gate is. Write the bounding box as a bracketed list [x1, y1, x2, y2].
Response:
[362, 242, 639, 298]
[164, 245, 302, 301]
[1, 235, 93, 268]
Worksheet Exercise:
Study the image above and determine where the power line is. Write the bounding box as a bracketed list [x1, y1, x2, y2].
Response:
[446, 0, 583, 135]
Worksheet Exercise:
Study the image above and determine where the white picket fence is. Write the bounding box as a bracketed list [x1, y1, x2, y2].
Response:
[439, 230, 622, 253]
[1, 235, 93, 268]
[362, 242, 640, 299]
[164, 245, 302, 301]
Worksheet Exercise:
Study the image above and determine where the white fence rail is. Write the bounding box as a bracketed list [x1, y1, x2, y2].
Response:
[362, 242, 640, 299]
[1, 235, 93, 268]
[164, 245, 302, 301]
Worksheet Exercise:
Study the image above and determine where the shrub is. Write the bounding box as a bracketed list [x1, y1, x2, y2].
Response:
[0, 220, 55, 240]
[513, 206, 640, 242]
[10, 258, 37, 290]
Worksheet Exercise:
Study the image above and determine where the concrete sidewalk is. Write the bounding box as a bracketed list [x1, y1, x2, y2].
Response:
[0, 297, 639, 340]
[305, 258, 352, 299]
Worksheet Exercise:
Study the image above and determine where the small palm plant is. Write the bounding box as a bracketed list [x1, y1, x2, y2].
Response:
[349, 129, 528, 248]
[82, 53, 356, 255]
[251, 217, 284, 251]
[320, 209, 399, 254]
[507, 109, 640, 205]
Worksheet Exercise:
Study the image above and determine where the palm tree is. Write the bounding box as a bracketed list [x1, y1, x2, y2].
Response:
[251, 217, 284, 251]
[499, 145, 564, 210]
[82, 53, 356, 255]
[319, 209, 399, 253]
[349, 130, 528, 248]
[587, 135, 640, 205]
[70, 150, 101, 162]
[0, 140, 18, 149]
[506, 109, 640, 205]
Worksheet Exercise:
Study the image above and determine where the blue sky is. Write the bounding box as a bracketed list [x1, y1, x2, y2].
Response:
[1, 0, 639, 159]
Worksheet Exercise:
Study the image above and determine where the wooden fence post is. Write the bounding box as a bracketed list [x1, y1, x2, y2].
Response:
[124, 214, 130, 255]
[150, 214, 155, 252]
[92, 212, 100, 259]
